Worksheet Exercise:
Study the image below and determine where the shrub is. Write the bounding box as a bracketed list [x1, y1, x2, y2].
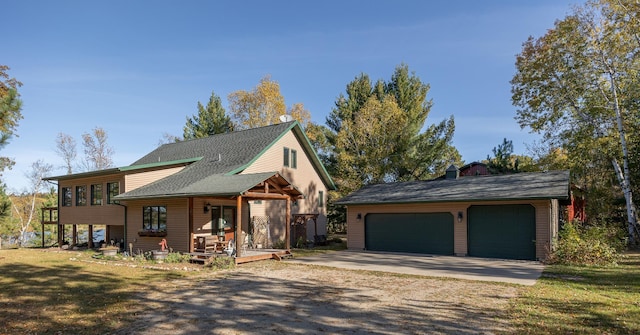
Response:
[295, 236, 308, 248]
[272, 239, 286, 249]
[164, 252, 191, 263]
[204, 256, 235, 269]
[548, 220, 624, 266]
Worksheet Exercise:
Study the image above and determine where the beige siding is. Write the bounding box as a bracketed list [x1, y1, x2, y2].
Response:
[533, 199, 553, 260]
[243, 131, 329, 243]
[346, 199, 555, 261]
[248, 200, 266, 218]
[124, 198, 190, 253]
[124, 166, 185, 192]
[550, 199, 559, 250]
[58, 174, 126, 226]
[192, 198, 247, 233]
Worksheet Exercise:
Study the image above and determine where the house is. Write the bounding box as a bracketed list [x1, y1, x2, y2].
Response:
[458, 161, 490, 177]
[335, 167, 570, 261]
[44, 121, 335, 260]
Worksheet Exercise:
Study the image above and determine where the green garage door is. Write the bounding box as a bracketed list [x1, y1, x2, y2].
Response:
[468, 205, 536, 260]
[365, 213, 454, 255]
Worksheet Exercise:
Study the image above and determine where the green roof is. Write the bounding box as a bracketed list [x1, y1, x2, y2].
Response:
[336, 170, 570, 205]
[42, 157, 202, 181]
[111, 122, 334, 199]
[45, 122, 334, 198]
[113, 172, 298, 200]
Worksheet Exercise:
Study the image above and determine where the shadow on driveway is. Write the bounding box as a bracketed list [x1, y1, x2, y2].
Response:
[287, 250, 544, 285]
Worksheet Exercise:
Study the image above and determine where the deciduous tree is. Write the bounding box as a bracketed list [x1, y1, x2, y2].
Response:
[55, 133, 77, 174]
[10, 160, 53, 247]
[228, 76, 287, 129]
[81, 127, 114, 171]
[0, 65, 23, 175]
[511, 0, 639, 242]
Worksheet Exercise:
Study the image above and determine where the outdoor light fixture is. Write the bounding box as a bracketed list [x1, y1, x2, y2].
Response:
[457, 211, 463, 222]
[204, 203, 211, 213]
[356, 213, 362, 220]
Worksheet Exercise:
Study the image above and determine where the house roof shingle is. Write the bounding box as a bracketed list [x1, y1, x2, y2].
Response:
[335, 170, 570, 205]
[113, 171, 301, 200]
[118, 122, 333, 198]
[45, 121, 335, 199]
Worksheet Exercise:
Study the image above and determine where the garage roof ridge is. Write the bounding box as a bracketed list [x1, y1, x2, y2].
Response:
[336, 170, 570, 205]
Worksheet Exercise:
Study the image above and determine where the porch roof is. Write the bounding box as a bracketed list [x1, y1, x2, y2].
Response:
[113, 171, 303, 200]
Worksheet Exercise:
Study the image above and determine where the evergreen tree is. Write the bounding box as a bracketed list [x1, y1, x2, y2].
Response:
[326, 63, 457, 194]
[183, 91, 234, 139]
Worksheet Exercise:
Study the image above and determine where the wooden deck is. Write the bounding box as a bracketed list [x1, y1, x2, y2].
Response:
[188, 248, 293, 265]
[236, 249, 293, 264]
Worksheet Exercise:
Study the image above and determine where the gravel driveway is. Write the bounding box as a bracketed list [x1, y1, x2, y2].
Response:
[119, 261, 518, 335]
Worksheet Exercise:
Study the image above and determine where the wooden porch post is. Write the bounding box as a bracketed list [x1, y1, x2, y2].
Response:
[285, 196, 291, 250]
[88, 225, 93, 248]
[41, 209, 45, 248]
[235, 195, 243, 257]
[188, 197, 194, 252]
[72, 224, 77, 246]
[58, 224, 63, 247]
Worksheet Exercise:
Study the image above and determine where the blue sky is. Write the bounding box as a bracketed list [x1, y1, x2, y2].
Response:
[3, 0, 582, 192]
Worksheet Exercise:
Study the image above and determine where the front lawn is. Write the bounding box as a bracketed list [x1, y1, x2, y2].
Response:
[0, 248, 203, 335]
[3, 247, 639, 334]
[507, 251, 640, 334]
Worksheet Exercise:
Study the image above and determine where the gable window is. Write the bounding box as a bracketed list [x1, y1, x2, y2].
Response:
[142, 206, 167, 232]
[91, 184, 102, 205]
[283, 147, 297, 169]
[283, 147, 290, 167]
[107, 182, 119, 204]
[76, 186, 87, 206]
[318, 190, 324, 207]
[61, 187, 72, 207]
[291, 149, 297, 169]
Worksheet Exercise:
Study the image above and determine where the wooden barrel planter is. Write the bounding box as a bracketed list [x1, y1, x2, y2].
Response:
[151, 250, 169, 260]
[100, 248, 118, 256]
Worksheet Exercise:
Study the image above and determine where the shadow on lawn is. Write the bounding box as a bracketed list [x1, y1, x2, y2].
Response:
[514, 252, 640, 334]
[119, 269, 511, 335]
[0, 262, 147, 335]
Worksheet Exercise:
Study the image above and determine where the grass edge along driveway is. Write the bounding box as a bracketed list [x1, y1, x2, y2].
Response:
[505, 251, 640, 335]
[0, 248, 639, 334]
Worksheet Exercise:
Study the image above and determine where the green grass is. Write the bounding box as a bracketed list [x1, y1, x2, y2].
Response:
[506, 251, 640, 334]
[4, 247, 638, 334]
[290, 237, 347, 257]
[0, 248, 201, 335]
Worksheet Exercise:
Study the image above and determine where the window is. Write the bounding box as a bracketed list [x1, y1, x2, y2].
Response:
[318, 191, 324, 207]
[284, 147, 297, 168]
[76, 186, 87, 206]
[143, 206, 167, 232]
[61, 187, 72, 207]
[107, 182, 119, 204]
[91, 184, 102, 205]
[291, 149, 297, 169]
[283, 147, 290, 167]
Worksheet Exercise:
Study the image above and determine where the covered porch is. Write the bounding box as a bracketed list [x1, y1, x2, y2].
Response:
[186, 172, 303, 264]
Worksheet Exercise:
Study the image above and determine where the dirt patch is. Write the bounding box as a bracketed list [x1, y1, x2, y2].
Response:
[118, 261, 518, 335]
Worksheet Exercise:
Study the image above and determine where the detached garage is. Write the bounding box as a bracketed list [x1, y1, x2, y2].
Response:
[337, 169, 570, 261]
